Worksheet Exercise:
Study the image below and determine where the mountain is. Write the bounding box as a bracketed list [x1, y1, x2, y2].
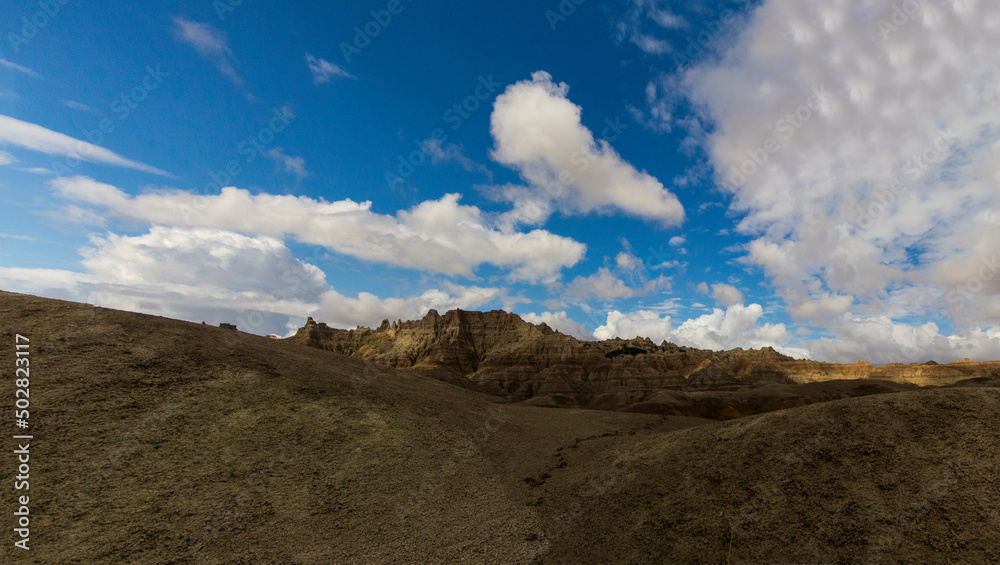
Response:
[3, 289, 1000, 563]
[291, 309, 1000, 418]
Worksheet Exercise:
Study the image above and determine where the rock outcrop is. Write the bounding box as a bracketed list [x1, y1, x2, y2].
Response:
[292, 309, 1000, 404]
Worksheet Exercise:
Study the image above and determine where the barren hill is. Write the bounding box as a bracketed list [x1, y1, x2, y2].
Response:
[3, 290, 1000, 563]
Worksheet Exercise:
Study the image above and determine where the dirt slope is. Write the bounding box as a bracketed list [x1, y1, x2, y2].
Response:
[1, 290, 998, 564]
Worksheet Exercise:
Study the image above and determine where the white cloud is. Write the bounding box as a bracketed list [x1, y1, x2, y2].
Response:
[809, 316, 1000, 366]
[490, 71, 685, 227]
[668, 235, 686, 246]
[564, 267, 668, 300]
[266, 148, 309, 179]
[0, 58, 41, 79]
[315, 284, 502, 330]
[50, 176, 586, 282]
[0, 227, 326, 335]
[594, 303, 806, 357]
[0, 114, 170, 176]
[705, 282, 743, 307]
[0, 150, 16, 166]
[305, 53, 353, 84]
[172, 18, 242, 84]
[79, 227, 328, 299]
[787, 292, 853, 321]
[615, 251, 644, 272]
[681, 0, 1000, 361]
[0, 226, 512, 338]
[520, 311, 595, 340]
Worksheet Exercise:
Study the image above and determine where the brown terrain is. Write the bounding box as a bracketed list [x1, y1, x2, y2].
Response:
[2, 289, 999, 564]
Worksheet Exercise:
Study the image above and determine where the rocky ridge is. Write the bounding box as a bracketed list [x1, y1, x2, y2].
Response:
[291, 310, 1000, 415]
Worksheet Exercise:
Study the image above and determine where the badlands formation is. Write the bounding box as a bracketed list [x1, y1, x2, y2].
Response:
[293, 309, 1000, 418]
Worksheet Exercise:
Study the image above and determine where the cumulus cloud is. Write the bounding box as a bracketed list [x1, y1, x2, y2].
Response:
[0, 227, 326, 335]
[0, 114, 170, 175]
[0, 226, 513, 337]
[172, 18, 242, 84]
[79, 227, 328, 300]
[314, 284, 503, 329]
[305, 53, 353, 84]
[615, 250, 644, 272]
[50, 176, 586, 282]
[490, 71, 685, 227]
[808, 316, 1000, 366]
[564, 267, 669, 300]
[520, 311, 595, 340]
[680, 0, 1000, 361]
[703, 282, 743, 307]
[594, 303, 806, 357]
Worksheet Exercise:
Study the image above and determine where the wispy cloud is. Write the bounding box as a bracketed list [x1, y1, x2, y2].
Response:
[305, 54, 353, 84]
[266, 148, 309, 179]
[0, 233, 36, 241]
[422, 139, 492, 179]
[17, 167, 54, 175]
[171, 17, 242, 84]
[615, 0, 685, 55]
[0, 58, 41, 79]
[63, 100, 98, 113]
[0, 114, 171, 176]
[0, 150, 16, 166]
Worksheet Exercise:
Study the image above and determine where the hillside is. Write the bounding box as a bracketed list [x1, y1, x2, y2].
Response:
[2, 290, 999, 563]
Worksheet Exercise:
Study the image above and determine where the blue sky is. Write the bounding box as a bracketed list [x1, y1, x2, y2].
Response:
[2, 0, 999, 364]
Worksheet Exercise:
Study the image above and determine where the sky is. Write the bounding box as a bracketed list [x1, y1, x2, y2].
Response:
[1, 0, 999, 364]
